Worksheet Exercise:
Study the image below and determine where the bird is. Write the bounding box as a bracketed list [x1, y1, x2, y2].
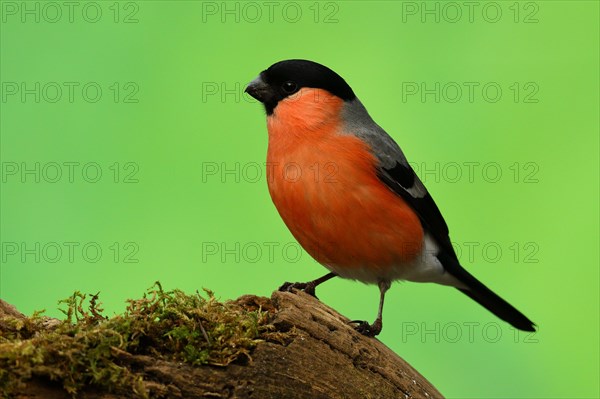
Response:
[245, 59, 536, 336]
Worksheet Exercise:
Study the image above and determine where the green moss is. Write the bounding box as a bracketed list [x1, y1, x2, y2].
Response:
[0, 282, 279, 398]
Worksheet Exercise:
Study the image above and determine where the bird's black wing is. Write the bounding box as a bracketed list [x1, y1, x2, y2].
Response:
[376, 160, 535, 331]
[341, 99, 535, 331]
[377, 158, 536, 331]
[377, 161, 458, 261]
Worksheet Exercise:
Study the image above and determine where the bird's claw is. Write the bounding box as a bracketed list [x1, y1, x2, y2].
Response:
[350, 320, 382, 337]
[278, 281, 317, 297]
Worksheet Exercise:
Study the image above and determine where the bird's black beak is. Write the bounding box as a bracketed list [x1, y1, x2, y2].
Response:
[245, 75, 271, 103]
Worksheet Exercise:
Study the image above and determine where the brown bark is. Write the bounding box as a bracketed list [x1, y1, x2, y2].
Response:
[2, 291, 443, 399]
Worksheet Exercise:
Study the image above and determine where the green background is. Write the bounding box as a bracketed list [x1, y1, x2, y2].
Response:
[1, 1, 598, 398]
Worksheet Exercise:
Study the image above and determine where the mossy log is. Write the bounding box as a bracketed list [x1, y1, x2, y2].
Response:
[1, 291, 443, 399]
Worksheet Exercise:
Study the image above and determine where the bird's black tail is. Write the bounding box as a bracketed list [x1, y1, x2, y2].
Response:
[438, 251, 536, 332]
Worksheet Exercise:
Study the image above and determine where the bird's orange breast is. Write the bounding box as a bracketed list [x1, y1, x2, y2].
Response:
[266, 88, 424, 278]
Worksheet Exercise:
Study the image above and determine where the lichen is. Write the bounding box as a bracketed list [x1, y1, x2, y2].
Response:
[0, 282, 279, 398]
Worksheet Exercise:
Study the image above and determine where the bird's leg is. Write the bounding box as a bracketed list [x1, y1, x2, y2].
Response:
[352, 279, 391, 337]
[279, 272, 337, 298]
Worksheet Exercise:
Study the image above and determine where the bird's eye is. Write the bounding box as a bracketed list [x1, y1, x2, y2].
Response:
[282, 81, 298, 94]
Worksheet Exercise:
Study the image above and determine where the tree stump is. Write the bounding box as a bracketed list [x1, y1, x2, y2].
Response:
[0, 291, 443, 399]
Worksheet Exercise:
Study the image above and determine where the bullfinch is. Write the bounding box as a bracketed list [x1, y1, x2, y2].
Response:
[245, 59, 535, 336]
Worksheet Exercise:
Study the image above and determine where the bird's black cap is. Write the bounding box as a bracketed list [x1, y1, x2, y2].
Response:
[245, 59, 356, 114]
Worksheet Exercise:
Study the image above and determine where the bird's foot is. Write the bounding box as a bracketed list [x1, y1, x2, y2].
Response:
[350, 319, 382, 337]
[278, 281, 317, 298]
